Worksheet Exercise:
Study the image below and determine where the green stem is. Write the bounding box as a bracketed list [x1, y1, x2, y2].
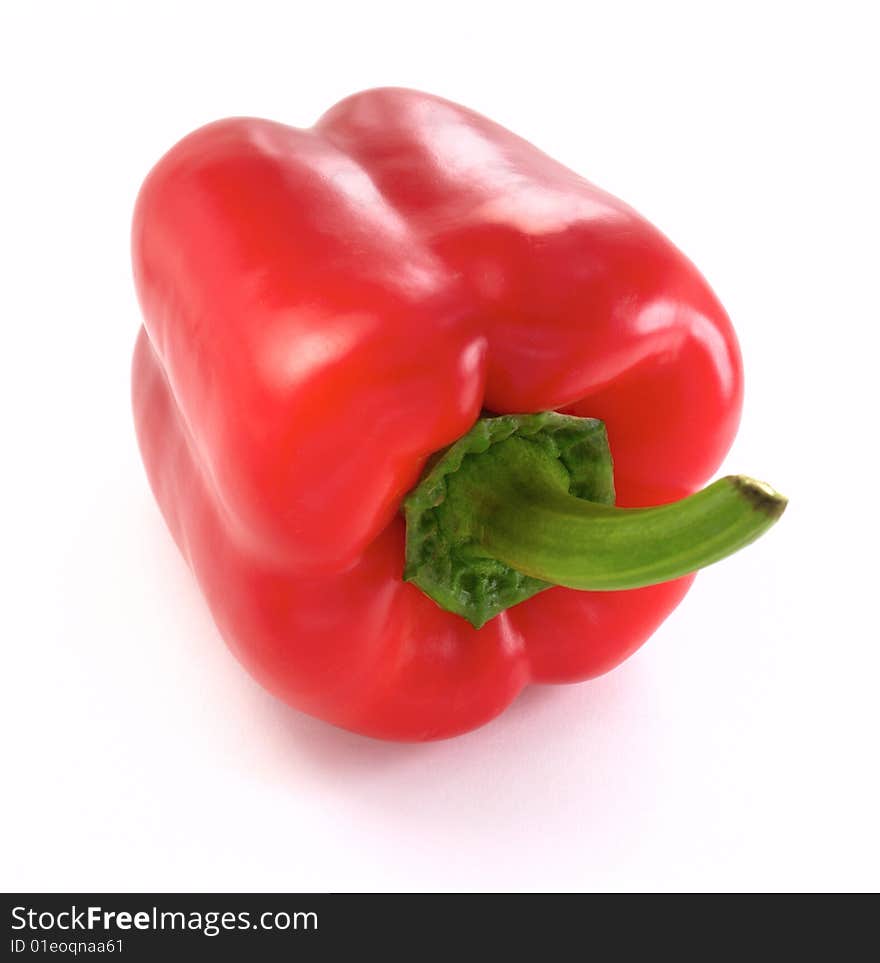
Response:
[403, 412, 786, 627]
[475, 474, 785, 591]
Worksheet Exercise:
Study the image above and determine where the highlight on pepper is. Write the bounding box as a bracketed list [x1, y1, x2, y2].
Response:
[131, 87, 786, 741]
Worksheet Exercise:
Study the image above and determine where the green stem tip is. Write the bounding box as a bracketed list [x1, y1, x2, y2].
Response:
[403, 412, 786, 628]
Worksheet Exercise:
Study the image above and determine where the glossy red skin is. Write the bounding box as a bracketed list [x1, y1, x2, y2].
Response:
[132, 88, 742, 741]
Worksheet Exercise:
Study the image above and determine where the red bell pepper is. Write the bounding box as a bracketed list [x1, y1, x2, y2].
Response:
[132, 88, 785, 741]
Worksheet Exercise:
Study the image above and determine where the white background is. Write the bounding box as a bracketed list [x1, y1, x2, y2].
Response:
[2, 1, 878, 892]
